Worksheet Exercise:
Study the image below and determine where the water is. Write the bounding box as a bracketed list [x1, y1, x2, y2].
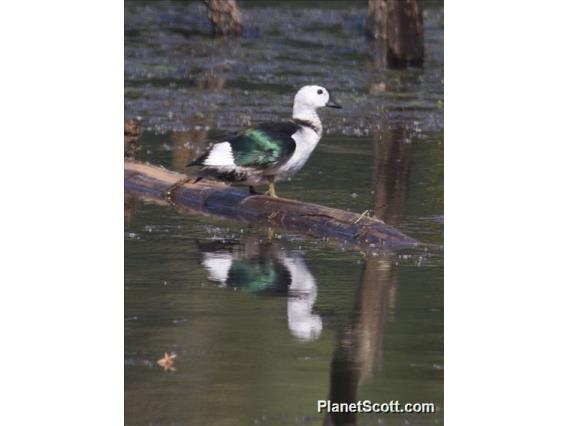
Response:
[125, 1, 443, 425]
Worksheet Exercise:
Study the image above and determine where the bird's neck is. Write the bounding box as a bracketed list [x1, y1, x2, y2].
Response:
[292, 105, 322, 136]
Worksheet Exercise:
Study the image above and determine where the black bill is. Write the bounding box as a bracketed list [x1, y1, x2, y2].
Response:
[326, 95, 342, 109]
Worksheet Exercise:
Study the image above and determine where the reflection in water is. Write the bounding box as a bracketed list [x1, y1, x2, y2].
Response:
[325, 256, 398, 426]
[170, 71, 226, 172]
[372, 123, 413, 227]
[124, 118, 140, 159]
[169, 112, 212, 172]
[198, 235, 322, 341]
[322, 120, 411, 425]
[124, 195, 136, 227]
[195, 69, 227, 92]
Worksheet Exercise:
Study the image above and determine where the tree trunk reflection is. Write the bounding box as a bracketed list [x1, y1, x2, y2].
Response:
[324, 255, 397, 426]
[372, 123, 413, 227]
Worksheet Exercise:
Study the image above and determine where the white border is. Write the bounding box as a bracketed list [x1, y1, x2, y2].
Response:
[0, 0, 123, 424]
[446, 1, 568, 424]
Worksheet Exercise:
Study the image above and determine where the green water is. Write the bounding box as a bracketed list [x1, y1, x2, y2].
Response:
[125, 1, 443, 425]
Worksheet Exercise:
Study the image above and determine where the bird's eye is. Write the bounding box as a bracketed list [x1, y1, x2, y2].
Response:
[317, 89, 323, 95]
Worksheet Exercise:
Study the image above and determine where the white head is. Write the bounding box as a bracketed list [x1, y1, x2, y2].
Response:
[293, 85, 342, 112]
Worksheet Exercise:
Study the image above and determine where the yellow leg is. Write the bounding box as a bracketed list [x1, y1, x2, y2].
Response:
[164, 176, 193, 203]
[265, 178, 278, 198]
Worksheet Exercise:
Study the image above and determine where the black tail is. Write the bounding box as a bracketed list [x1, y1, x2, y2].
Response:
[186, 158, 203, 167]
[186, 149, 211, 167]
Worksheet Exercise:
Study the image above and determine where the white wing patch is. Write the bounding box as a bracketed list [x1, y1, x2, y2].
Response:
[203, 142, 235, 166]
[202, 252, 233, 284]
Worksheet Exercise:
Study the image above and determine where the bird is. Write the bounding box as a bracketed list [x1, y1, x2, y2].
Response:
[198, 239, 323, 341]
[187, 85, 342, 198]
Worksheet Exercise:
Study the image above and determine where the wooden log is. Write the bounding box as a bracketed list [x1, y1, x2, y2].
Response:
[203, 0, 242, 37]
[124, 160, 419, 250]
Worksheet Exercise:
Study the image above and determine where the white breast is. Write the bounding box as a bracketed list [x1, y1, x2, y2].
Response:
[273, 127, 321, 180]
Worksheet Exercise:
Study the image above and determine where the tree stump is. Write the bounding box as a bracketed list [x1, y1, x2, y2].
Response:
[366, 0, 424, 68]
[386, 0, 424, 68]
[365, 0, 387, 40]
[203, 0, 242, 37]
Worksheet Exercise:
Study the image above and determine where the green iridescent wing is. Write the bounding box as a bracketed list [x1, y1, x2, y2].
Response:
[227, 258, 291, 295]
[229, 122, 298, 168]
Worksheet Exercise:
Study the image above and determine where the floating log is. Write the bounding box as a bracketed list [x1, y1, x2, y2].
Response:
[124, 160, 419, 250]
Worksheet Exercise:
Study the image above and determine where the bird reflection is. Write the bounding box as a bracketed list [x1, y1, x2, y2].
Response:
[197, 236, 322, 341]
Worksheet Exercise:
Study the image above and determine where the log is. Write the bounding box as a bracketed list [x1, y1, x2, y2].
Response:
[124, 160, 419, 250]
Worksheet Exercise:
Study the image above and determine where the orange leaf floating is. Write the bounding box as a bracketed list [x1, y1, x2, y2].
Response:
[157, 352, 177, 371]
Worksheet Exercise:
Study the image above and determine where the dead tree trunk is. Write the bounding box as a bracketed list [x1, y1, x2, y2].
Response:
[386, 0, 424, 67]
[203, 0, 242, 37]
[365, 0, 387, 40]
[124, 160, 419, 250]
[366, 0, 424, 68]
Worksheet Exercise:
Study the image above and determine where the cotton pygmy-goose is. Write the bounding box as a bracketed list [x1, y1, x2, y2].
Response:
[187, 85, 341, 197]
[198, 241, 322, 341]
